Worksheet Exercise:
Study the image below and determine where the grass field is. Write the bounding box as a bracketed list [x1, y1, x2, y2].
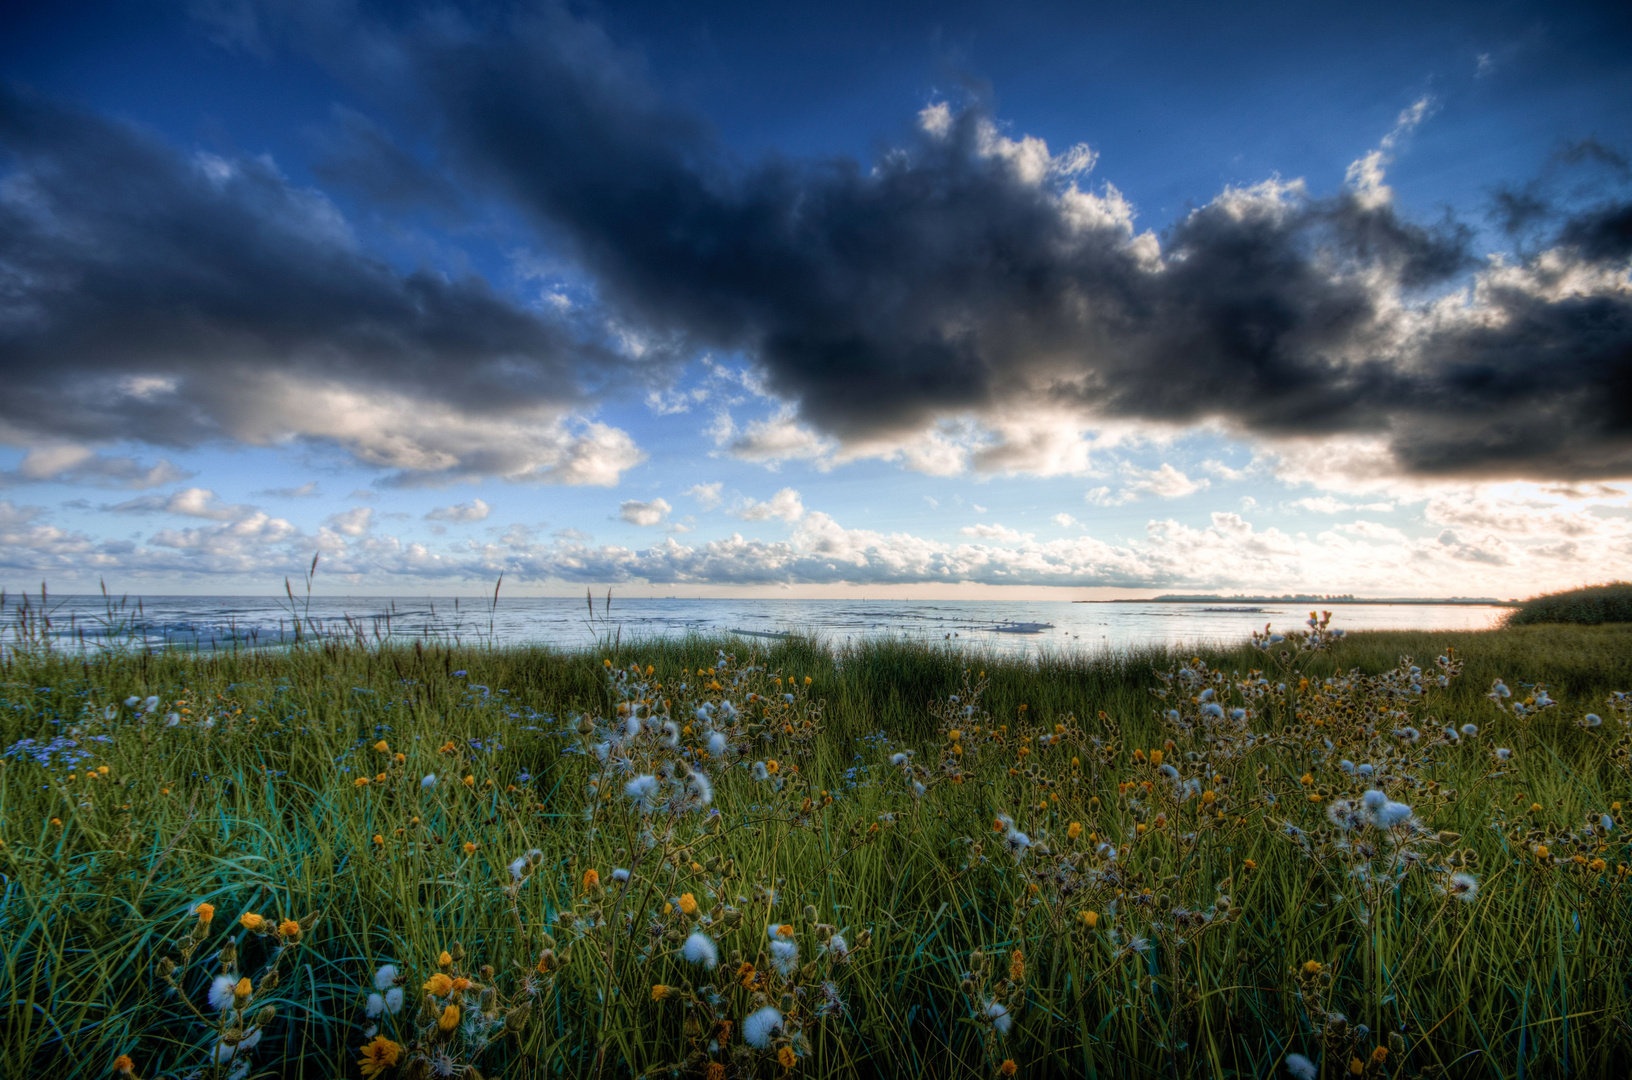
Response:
[2, 615, 1631, 1079]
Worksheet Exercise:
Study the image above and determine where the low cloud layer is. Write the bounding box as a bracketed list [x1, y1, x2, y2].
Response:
[6, 487, 1628, 594]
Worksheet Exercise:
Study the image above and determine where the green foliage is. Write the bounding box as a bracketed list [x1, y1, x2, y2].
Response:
[1, 623, 1630, 1079]
[1508, 582, 1632, 626]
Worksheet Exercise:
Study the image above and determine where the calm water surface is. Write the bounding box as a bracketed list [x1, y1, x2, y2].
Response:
[4, 594, 1511, 657]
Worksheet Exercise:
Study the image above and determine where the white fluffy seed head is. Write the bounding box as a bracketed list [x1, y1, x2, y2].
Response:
[683, 931, 719, 969]
[373, 964, 398, 991]
[743, 1006, 783, 1049]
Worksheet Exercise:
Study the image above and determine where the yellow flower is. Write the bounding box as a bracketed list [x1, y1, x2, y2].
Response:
[451, 977, 472, 991]
[373, 834, 385, 846]
[354, 777, 370, 788]
[113, 1054, 135, 1076]
[279, 919, 301, 941]
[1533, 843, 1550, 859]
[1371, 1047, 1389, 1065]
[357, 1035, 402, 1077]
[437, 1004, 460, 1032]
[373, 740, 390, 753]
[462, 842, 478, 855]
[1000, 1061, 1018, 1076]
[1348, 1057, 1364, 1076]
[194, 903, 215, 924]
[1009, 949, 1024, 981]
[394, 752, 406, 765]
[438, 950, 454, 969]
[1149, 750, 1163, 767]
[1590, 857, 1608, 872]
[1299, 773, 1314, 787]
[1243, 859, 1257, 871]
[462, 775, 475, 788]
[1202, 790, 1217, 804]
[652, 984, 670, 1001]
[1067, 822, 1082, 840]
[582, 869, 600, 891]
[1302, 960, 1322, 975]
[765, 760, 779, 774]
[778, 1046, 797, 1068]
[1079, 909, 1098, 928]
[679, 893, 699, 917]
[778, 923, 795, 938]
[423, 973, 454, 996]
[240, 913, 265, 931]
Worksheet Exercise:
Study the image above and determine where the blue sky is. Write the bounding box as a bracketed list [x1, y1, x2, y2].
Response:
[2, 0, 1630, 597]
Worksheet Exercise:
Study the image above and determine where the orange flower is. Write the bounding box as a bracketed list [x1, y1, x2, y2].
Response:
[462, 842, 478, 855]
[233, 977, 252, 1006]
[582, 869, 601, 891]
[194, 902, 216, 924]
[279, 919, 301, 941]
[1009, 949, 1025, 981]
[373, 740, 390, 753]
[778, 1046, 797, 1068]
[112, 1054, 135, 1075]
[437, 1004, 460, 1032]
[451, 977, 472, 992]
[1000, 1061, 1018, 1076]
[1079, 910, 1099, 929]
[357, 1035, 402, 1078]
[652, 984, 670, 1001]
[678, 893, 699, 917]
[240, 913, 265, 932]
[706, 1064, 726, 1080]
[423, 973, 454, 996]
[438, 950, 453, 969]
[1067, 822, 1082, 840]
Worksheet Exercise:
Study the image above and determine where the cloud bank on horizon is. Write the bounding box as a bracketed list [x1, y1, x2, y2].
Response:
[1, 0, 1629, 595]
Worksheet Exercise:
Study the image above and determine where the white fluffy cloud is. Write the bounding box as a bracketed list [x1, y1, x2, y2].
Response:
[683, 482, 723, 510]
[425, 498, 491, 523]
[733, 488, 805, 522]
[0, 444, 191, 490]
[106, 487, 255, 521]
[619, 498, 672, 526]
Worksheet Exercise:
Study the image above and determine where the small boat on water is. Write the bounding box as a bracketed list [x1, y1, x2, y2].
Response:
[990, 621, 1055, 634]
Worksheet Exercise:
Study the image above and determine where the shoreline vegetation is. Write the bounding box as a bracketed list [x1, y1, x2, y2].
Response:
[2, 614, 1630, 1078]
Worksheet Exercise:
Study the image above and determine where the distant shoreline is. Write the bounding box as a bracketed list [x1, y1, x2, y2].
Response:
[1080, 596, 1519, 606]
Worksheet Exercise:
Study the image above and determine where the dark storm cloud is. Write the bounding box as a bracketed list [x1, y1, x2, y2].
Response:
[0, 83, 637, 481]
[327, 2, 1627, 481]
[14, 1, 1632, 483]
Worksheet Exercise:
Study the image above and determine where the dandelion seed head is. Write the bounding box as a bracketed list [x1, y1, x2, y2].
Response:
[683, 931, 719, 969]
[1286, 1053, 1317, 1080]
[984, 999, 1013, 1035]
[374, 965, 398, 991]
[743, 1006, 783, 1049]
[207, 975, 236, 1011]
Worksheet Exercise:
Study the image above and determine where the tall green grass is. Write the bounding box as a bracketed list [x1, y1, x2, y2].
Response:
[1, 624, 1629, 1078]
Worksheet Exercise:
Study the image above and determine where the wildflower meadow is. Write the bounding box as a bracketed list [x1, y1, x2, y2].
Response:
[2, 609, 1630, 1078]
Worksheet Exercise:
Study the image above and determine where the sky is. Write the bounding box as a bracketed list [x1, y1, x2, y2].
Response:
[1, 0, 1630, 598]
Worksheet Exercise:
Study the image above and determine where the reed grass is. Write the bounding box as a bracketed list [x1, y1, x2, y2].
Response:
[2, 618, 1630, 1079]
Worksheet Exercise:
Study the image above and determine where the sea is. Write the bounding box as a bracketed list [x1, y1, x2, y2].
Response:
[1, 594, 1512, 657]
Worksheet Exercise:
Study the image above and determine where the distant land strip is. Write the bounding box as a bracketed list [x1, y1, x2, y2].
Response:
[1080, 595, 1520, 605]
